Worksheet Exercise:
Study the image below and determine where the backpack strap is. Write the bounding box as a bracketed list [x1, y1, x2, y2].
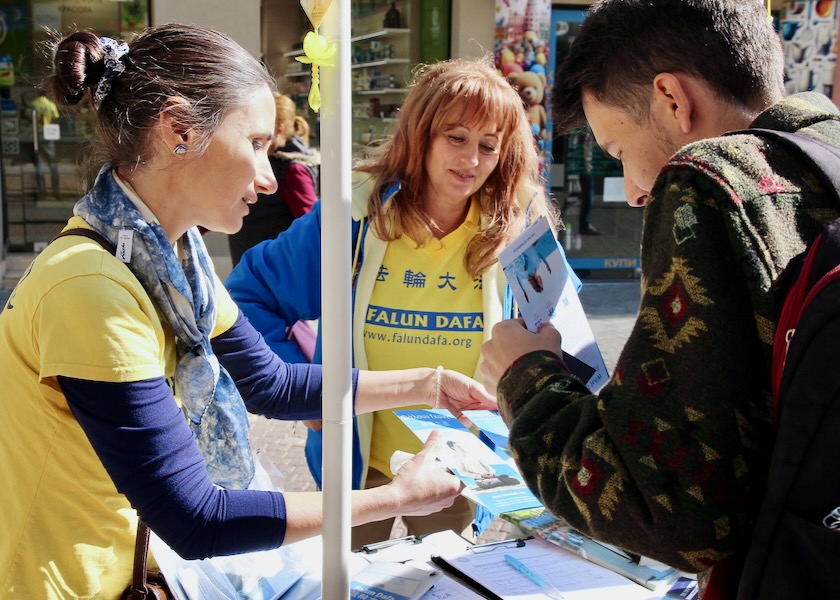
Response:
[728, 128, 840, 202]
[770, 230, 825, 413]
[726, 128, 840, 414]
[51, 227, 117, 255]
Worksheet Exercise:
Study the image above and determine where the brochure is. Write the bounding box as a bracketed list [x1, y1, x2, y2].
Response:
[395, 409, 543, 514]
[461, 409, 510, 460]
[150, 531, 305, 600]
[498, 215, 610, 392]
[350, 561, 440, 600]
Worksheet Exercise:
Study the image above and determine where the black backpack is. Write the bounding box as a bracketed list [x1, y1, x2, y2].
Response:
[728, 129, 840, 599]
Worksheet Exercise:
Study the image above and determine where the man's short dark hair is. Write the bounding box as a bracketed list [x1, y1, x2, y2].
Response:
[552, 0, 785, 134]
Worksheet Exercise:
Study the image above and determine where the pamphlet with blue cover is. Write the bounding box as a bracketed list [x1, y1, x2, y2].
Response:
[461, 409, 510, 460]
[498, 215, 610, 392]
[395, 409, 543, 514]
[349, 561, 440, 600]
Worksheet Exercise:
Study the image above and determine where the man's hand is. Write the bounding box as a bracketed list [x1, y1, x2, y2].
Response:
[480, 318, 563, 395]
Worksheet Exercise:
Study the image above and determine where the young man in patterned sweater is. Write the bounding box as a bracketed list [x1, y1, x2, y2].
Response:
[480, 0, 840, 596]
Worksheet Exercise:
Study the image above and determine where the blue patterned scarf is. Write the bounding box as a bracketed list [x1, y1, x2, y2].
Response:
[75, 165, 254, 489]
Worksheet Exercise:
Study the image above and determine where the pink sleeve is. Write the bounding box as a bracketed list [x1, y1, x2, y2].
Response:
[282, 164, 318, 218]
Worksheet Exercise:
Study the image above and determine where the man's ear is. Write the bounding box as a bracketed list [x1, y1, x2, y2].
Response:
[157, 96, 195, 150]
[651, 72, 694, 135]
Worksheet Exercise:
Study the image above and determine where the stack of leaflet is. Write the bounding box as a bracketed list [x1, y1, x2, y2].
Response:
[150, 531, 306, 600]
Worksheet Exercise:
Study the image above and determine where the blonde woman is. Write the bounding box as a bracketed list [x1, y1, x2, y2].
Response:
[227, 56, 578, 547]
[228, 92, 320, 266]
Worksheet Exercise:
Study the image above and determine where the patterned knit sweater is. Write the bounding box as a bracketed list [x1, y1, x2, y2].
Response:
[497, 92, 840, 574]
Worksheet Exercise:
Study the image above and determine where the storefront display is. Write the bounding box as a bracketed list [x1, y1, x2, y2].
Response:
[349, 0, 414, 155]
[276, 0, 421, 156]
[0, 0, 150, 252]
[780, 0, 839, 96]
[547, 7, 642, 274]
[494, 0, 552, 179]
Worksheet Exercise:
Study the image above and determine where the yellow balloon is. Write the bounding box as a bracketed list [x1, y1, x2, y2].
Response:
[297, 31, 336, 66]
[295, 30, 335, 112]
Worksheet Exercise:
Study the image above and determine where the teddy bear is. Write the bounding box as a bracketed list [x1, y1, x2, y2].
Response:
[507, 70, 547, 139]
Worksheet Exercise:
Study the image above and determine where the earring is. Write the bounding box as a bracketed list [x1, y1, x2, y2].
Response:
[174, 144, 187, 155]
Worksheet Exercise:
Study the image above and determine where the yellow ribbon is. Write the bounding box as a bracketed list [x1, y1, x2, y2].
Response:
[296, 30, 336, 113]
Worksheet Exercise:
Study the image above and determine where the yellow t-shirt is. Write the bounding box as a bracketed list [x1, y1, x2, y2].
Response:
[30, 95, 59, 126]
[365, 199, 484, 476]
[0, 217, 238, 599]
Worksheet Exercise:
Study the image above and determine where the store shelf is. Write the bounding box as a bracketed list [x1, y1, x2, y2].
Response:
[351, 58, 410, 70]
[285, 70, 311, 78]
[351, 28, 410, 43]
[283, 48, 305, 58]
[353, 116, 399, 122]
[353, 88, 409, 95]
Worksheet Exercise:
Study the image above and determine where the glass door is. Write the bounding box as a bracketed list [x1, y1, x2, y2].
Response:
[0, 0, 150, 253]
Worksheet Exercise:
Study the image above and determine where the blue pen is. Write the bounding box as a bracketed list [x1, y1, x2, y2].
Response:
[503, 554, 566, 600]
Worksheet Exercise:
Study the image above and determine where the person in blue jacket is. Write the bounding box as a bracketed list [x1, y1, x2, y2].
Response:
[227, 56, 579, 548]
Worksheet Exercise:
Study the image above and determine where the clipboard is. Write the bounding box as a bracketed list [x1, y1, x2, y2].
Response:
[430, 535, 655, 600]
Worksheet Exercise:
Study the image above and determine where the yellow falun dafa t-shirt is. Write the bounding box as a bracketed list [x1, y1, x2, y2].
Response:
[365, 200, 484, 476]
[0, 216, 239, 599]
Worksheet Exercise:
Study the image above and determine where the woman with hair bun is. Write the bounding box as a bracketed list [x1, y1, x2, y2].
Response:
[228, 92, 320, 266]
[0, 25, 494, 598]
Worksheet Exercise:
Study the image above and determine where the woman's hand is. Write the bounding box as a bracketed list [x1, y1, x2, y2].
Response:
[387, 431, 463, 516]
[283, 430, 462, 542]
[355, 367, 495, 420]
[432, 368, 497, 425]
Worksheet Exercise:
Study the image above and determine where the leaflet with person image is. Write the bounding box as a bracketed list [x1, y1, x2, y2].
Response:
[498, 215, 610, 392]
[394, 409, 543, 515]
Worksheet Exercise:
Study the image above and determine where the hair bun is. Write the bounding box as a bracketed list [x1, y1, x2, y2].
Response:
[51, 31, 105, 106]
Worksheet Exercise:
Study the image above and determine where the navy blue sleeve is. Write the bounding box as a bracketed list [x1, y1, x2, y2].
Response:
[212, 310, 359, 419]
[58, 375, 286, 559]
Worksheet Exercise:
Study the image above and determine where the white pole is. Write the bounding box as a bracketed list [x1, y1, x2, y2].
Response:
[320, 1, 353, 598]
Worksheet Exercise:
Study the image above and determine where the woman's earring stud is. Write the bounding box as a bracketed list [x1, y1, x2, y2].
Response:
[174, 144, 187, 155]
